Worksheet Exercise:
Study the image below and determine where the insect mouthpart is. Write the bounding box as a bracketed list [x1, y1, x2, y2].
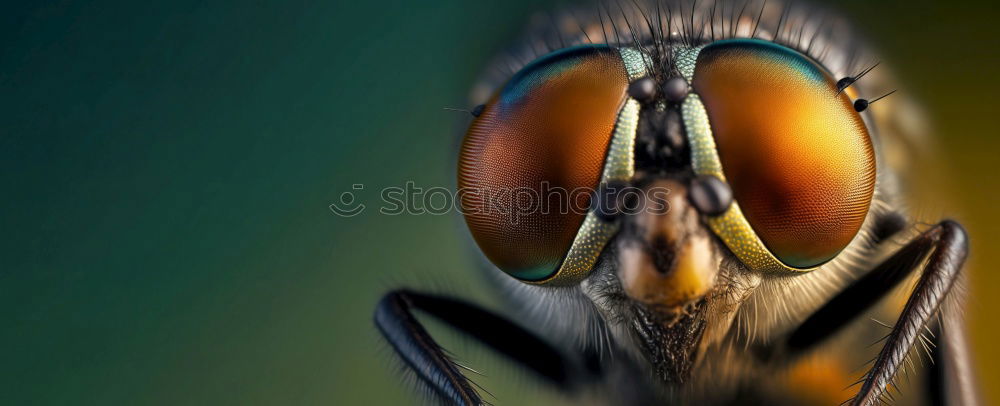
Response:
[616, 179, 723, 316]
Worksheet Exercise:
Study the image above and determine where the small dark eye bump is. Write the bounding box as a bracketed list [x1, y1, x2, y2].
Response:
[688, 175, 733, 216]
[838, 62, 881, 94]
[871, 211, 908, 243]
[471, 104, 485, 117]
[662, 77, 689, 103]
[836, 77, 854, 92]
[628, 77, 657, 102]
[693, 39, 876, 268]
[855, 90, 896, 113]
[854, 98, 869, 112]
[591, 180, 637, 221]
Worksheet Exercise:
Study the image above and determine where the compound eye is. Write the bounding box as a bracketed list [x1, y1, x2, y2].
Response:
[458, 45, 629, 281]
[692, 39, 876, 268]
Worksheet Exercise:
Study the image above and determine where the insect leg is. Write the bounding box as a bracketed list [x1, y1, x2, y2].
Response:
[374, 289, 578, 405]
[786, 219, 943, 353]
[780, 220, 968, 405]
[783, 220, 968, 405]
[847, 220, 968, 406]
[931, 294, 980, 405]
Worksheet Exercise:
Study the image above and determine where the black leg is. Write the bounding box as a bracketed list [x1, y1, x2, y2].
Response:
[781, 220, 969, 406]
[936, 298, 980, 405]
[926, 324, 947, 406]
[786, 221, 939, 352]
[925, 305, 980, 406]
[374, 289, 579, 405]
[850, 221, 967, 406]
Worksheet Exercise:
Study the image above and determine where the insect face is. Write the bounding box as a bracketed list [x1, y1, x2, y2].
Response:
[458, 40, 876, 290]
[376, 2, 975, 404]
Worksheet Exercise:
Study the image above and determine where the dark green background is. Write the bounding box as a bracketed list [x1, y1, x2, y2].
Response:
[2, 0, 997, 404]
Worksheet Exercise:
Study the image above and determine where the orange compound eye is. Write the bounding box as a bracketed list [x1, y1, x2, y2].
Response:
[692, 39, 876, 269]
[458, 45, 629, 281]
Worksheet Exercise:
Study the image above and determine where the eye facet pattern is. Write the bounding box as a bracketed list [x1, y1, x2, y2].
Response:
[689, 39, 876, 269]
[458, 45, 631, 281]
[461, 38, 876, 280]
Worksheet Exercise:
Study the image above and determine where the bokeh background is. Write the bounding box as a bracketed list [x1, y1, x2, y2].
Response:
[2, 0, 996, 404]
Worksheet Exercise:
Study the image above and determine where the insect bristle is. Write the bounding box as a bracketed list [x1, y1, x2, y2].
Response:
[473, 0, 876, 100]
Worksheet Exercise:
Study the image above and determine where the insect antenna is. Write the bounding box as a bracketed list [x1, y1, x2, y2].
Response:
[720, 0, 730, 39]
[630, 0, 663, 74]
[616, 3, 644, 52]
[774, 2, 792, 43]
[654, 0, 677, 75]
[751, 0, 766, 39]
[722, 0, 731, 39]
[654, 0, 666, 48]
[794, 7, 810, 46]
[690, 0, 702, 44]
[867, 317, 894, 346]
[734, 0, 750, 38]
[677, 0, 690, 46]
[708, 0, 718, 40]
[853, 89, 897, 112]
[837, 61, 881, 94]
[445, 99, 486, 117]
[595, 0, 609, 43]
[668, 0, 688, 48]
[570, 8, 594, 45]
[805, 15, 830, 56]
[462, 372, 497, 403]
[917, 332, 936, 364]
[602, 1, 624, 47]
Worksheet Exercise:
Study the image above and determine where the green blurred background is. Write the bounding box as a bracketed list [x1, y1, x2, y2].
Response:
[1, 0, 996, 404]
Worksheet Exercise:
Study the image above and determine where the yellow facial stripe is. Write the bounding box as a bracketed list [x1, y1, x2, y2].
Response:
[677, 39, 876, 272]
[682, 94, 802, 273]
[533, 98, 640, 285]
[529, 47, 647, 285]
